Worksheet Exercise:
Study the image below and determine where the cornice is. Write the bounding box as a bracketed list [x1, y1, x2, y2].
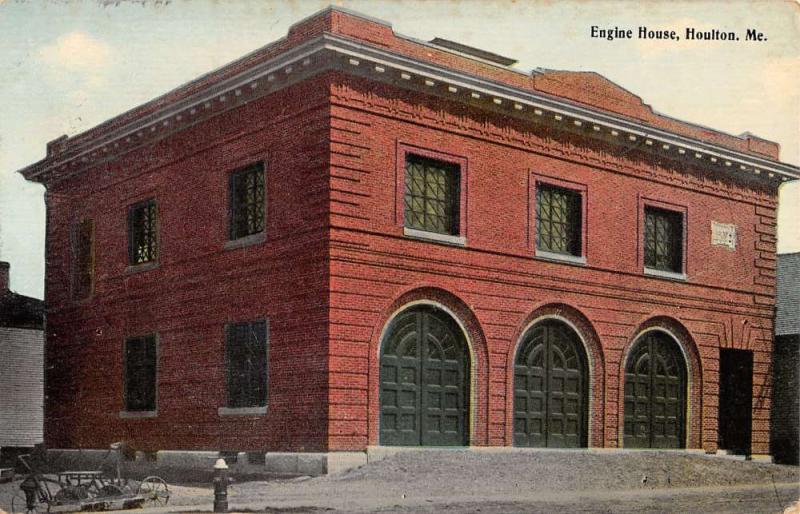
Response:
[322, 34, 798, 182]
[20, 33, 800, 187]
[329, 82, 774, 207]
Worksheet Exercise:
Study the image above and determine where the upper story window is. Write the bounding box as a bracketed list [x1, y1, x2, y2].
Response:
[128, 199, 158, 265]
[225, 320, 269, 409]
[536, 184, 582, 257]
[124, 334, 157, 413]
[230, 163, 265, 241]
[644, 206, 683, 273]
[73, 219, 94, 299]
[404, 155, 460, 236]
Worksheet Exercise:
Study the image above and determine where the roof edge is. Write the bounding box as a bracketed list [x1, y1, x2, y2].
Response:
[16, 7, 800, 185]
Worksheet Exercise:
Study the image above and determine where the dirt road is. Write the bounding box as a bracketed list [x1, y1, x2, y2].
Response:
[2, 450, 798, 513]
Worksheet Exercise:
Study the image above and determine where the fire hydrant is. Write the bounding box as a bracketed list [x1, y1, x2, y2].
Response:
[213, 458, 229, 513]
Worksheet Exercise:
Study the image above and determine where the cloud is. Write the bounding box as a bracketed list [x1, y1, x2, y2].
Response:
[35, 32, 115, 109]
[38, 32, 112, 71]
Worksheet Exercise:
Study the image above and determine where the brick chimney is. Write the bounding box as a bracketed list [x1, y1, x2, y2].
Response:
[0, 261, 9, 292]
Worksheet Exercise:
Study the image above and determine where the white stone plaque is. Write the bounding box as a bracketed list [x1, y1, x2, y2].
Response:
[711, 221, 737, 249]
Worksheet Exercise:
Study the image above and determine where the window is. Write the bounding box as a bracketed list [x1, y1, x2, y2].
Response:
[225, 320, 268, 408]
[73, 219, 94, 299]
[128, 199, 158, 265]
[124, 335, 157, 412]
[644, 206, 683, 273]
[536, 184, 582, 256]
[230, 163, 265, 240]
[404, 155, 460, 236]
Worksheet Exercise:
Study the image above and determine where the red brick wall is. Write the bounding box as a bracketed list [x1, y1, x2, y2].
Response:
[326, 73, 777, 453]
[42, 65, 779, 455]
[44, 76, 333, 453]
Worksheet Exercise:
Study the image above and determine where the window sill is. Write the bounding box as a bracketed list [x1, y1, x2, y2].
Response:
[224, 232, 266, 251]
[644, 267, 687, 282]
[125, 262, 159, 274]
[403, 227, 466, 247]
[218, 406, 267, 417]
[535, 250, 587, 267]
[119, 410, 157, 419]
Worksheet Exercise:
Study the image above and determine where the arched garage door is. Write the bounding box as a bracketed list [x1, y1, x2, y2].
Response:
[380, 306, 470, 446]
[514, 320, 589, 448]
[624, 331, 687, 449]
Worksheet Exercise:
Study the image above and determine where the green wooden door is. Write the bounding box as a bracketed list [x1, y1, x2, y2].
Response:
[380, 307, 469, 446]
[514, 320, 588, 448]
[624, 332, 686, 449]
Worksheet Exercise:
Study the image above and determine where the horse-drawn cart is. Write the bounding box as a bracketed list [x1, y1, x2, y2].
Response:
[11, 455, 170, 513]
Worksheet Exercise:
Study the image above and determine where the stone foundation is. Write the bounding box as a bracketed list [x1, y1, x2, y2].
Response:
[46, 449, 368, 478]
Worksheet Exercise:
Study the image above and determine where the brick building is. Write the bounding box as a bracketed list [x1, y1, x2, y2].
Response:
[17, 8, 799, 469]
[0, 262, 44, 457]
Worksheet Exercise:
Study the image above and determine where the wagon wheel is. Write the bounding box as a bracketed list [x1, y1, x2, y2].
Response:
[10, 491, 44, 514]
[137, 476, 170, 506]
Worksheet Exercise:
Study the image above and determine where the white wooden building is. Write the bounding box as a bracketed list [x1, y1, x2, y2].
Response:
[0, 261, 44, 453]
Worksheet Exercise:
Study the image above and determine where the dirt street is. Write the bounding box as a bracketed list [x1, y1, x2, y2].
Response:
[1, 450, 798, 513]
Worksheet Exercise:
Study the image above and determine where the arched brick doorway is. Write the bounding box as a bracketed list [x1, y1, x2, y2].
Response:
[379, 305, 470, 446]
[623, 330, 687, 449]
[513, 319, 589, 448]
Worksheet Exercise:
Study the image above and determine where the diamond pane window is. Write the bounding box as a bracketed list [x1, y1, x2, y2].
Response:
[644, 207, 683, 273]
[230, 163, 265, 240]
[128, 199, 158, 265]
[73, 219, 94, 299]
[226, 320, 269, 408]
[125, 335, 157, 412]
[404, 155, 460, 235]
[536, 185, 582, 256]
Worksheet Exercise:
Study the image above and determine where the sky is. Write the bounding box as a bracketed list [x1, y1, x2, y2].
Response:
[0, 0, 798, 299]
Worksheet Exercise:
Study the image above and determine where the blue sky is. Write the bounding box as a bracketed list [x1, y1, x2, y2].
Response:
[1, 0, 798, 299]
